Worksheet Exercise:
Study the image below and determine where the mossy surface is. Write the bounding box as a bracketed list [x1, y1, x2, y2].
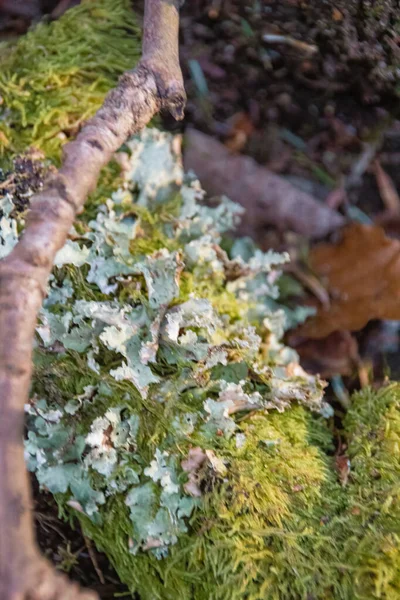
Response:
[0, 0, 140, 163]
[0, 0, 140, 230]
[73, 385, 400, 600]
[16, 128, 330, 600]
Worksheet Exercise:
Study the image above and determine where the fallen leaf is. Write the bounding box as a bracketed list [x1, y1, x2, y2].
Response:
[181, 447, 207, 473]
[336, 454, 350, 486]
[182, 447, 207, 498]
[288, 331, 359, 378]
[184, 128, 345, 240]
[299, 223, 400, 338]
[332, 7, 343, 21]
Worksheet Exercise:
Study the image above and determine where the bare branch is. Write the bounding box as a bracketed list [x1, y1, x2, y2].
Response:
[184, 128, 345, 240]
[0, 2, 184, 598]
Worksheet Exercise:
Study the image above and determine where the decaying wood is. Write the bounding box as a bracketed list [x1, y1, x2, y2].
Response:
[184, 128, 345, 240]
[0, 1, 184, 598]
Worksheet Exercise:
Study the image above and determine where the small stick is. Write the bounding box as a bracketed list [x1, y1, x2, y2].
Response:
[263, 33, 318, 57]
[81, 528, 105, 585]
[373, 159, 400, 214]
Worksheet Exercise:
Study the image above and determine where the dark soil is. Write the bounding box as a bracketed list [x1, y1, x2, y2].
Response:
[34, 481, 132, 598]
[176, 0, 400, 203]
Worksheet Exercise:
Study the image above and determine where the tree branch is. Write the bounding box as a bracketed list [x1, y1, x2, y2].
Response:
[0, 2, 184, 598]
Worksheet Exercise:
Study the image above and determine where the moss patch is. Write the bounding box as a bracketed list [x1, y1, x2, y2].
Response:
[0, 0, 141, 163]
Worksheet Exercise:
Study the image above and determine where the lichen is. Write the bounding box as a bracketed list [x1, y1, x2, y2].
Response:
[5, 128, 329, 587]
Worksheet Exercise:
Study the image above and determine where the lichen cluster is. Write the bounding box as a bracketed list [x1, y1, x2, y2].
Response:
[22, 128, 328, 552]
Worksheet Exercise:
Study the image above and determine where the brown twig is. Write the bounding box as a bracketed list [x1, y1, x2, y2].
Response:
[284, 263, 330, 309]
[0, 1, 184, 599]
[262, 33, 318, 57]
[184, 128, 345, 240]
[51, 0, 78, 19]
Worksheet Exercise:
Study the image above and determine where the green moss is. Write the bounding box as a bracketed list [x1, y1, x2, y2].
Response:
[79, 407, 338, 600]
[177, 268, 245, 321]
[340, 385, 400, 599]
[76, 386, 400, 600]
[31, 312, 400, 599]
[0, 0, 141, 163]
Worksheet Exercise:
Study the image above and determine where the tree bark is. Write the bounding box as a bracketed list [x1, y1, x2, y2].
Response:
[0, 1, 184, 598]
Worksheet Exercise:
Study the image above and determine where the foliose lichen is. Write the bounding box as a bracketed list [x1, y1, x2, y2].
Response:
[20, 127, 327, 541]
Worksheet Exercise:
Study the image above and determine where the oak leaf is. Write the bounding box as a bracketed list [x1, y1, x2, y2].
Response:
[299, 223, 400, 338]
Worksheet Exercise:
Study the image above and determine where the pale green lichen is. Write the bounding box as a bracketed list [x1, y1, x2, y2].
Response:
[0, 193, 18, 258]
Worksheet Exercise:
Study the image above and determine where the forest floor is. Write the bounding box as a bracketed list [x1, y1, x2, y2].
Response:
[2, 0, 400, 596]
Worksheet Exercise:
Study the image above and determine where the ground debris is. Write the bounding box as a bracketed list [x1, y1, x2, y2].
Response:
[0, 149, 51, 214]
[288, 330, 359, 378]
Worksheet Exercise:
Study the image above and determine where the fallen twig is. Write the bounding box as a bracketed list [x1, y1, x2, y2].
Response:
[184, 128, 345, 240]
[81, 528, 105, 585]
[262, 33, 318, 57]
[284, 263, 330, 309]
[0, 1, 185, 598]
[346, 141, 380, 188]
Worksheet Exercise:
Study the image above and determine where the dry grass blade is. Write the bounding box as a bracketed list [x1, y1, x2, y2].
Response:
[373, 159, 400, 214]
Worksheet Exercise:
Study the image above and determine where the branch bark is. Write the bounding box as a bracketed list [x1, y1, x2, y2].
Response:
[184, 128, 345, 240]
[0, 2, 184, 598]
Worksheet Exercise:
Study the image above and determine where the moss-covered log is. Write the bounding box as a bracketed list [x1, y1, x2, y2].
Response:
[0, 0, 185, 598]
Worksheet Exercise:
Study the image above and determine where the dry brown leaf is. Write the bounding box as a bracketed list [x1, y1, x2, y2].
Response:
[299, 223, 400, 338]
[287, 331, 359, 378]
[336, 454, 350, 486]
[225, 112, 254, 153]
[332, 7, 344, 21]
